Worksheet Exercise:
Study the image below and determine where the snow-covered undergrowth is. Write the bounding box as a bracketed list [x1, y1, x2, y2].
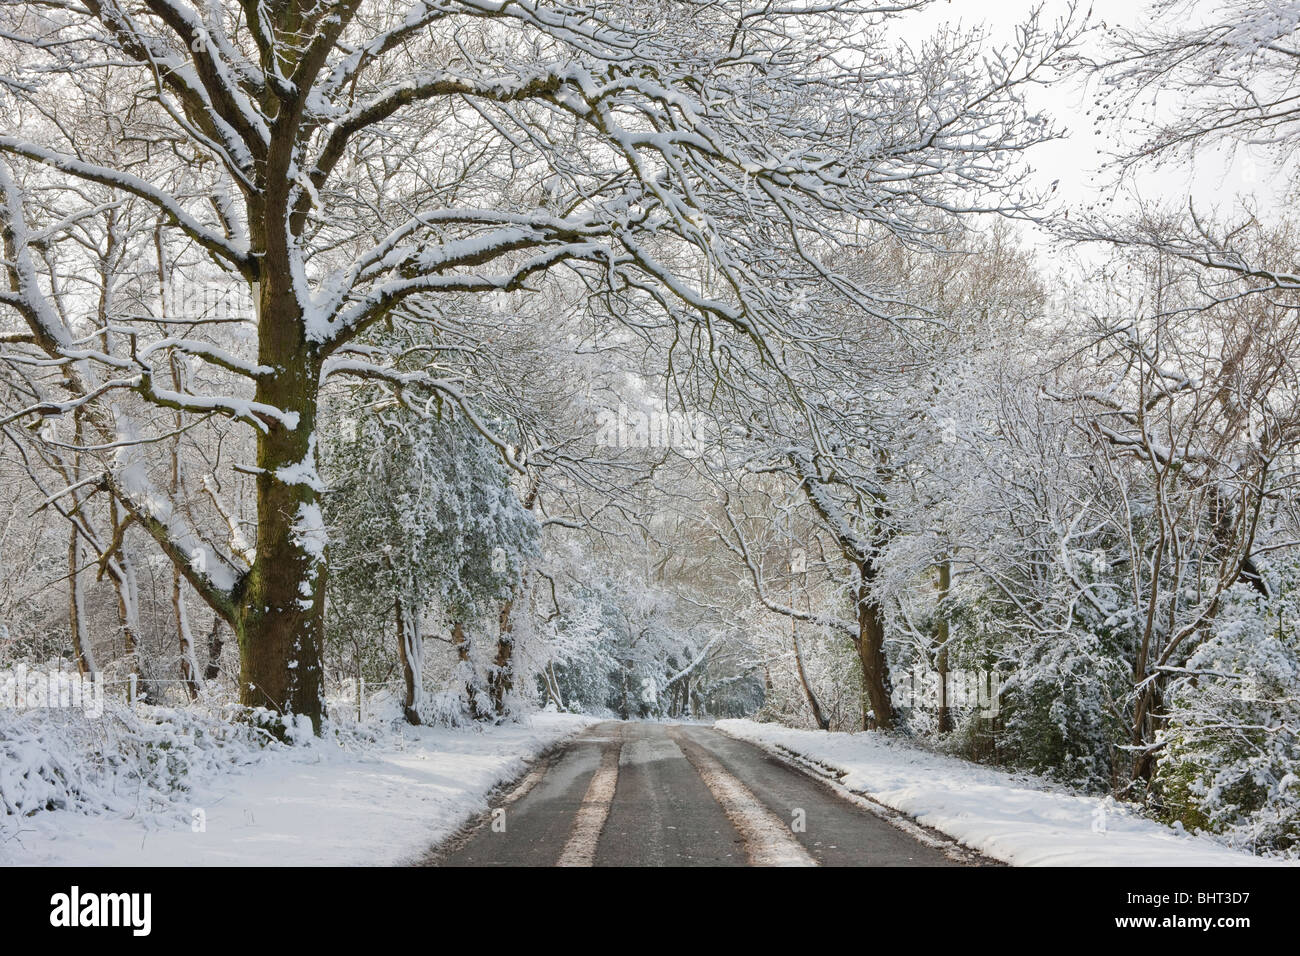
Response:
[1, 692, 595, 866]
[717, 719, 1297, 866]
[1, 699, 271, 840]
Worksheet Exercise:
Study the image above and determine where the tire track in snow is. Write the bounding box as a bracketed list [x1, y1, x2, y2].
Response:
[556, 733, 623, 867]
[670, 727, 817, 867]
[500, 756, 550, 807]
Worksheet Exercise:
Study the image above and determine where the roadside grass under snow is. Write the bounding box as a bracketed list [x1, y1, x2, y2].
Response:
[1, 695, 595, 867]
[717, 719, 1296, 866]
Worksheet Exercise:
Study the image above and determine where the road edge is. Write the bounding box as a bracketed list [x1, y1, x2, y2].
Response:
[413, 720, 603, 867]
[713, 723, 1004, 867]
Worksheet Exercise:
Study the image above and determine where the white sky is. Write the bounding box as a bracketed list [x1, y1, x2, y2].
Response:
[889, 0, 1288, 230]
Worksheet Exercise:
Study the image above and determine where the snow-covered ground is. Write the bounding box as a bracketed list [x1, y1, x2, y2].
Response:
[2, 706, 595, 867]
[717, 719, 1295, 866]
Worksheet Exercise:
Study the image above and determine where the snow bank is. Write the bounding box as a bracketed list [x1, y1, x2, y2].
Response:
[716, 719, 1295, 866]
[2, 699, 595, 866]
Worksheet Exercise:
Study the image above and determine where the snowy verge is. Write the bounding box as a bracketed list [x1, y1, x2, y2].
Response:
[716, 719, 1295, 866]
[2, 706, 596, 866]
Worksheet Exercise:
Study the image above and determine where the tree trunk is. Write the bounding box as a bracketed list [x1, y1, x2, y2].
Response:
[234, 285, 327, 733]
[784, 454, 894, 731]
[488, 594, 518, 718]
[395, 595, 423, 725]
[66, 409, 96, 677]
[792, 627, 830, 730]
[203, 616, 224, 681]
[116, 575, 146, 703]
[160, 237, 200, 702]
[856, 581, 893, 731]
[543, 661, 564, 710]
[935, 558, 952, 734]
[174, 570, 202, 700]
[1130, 683, 1163, 783]
[861, 678, 871, 731]
[67, 524, 96, 676]
[108, 500, 152, 703]
[452, 619, 486, 720]
[489, 478, 539, 719]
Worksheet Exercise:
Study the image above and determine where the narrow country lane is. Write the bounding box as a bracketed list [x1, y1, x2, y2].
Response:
[426, 722, 985, 867]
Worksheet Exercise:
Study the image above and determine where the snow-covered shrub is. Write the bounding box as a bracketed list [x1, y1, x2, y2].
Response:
[0, 710, 88, 820]
[0, 692, 275, 847]
[991, 626, 1129, 790]
[417, 690, 478, 728]
[1155, 576, 1300, 856]
[938, 585, 1130, 790]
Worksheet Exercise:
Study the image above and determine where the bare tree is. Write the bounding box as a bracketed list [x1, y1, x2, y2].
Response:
[1, 0, 1078, 731]
[1049, 241, 1300, 783]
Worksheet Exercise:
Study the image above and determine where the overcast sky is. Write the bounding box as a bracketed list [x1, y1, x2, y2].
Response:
[889, 0, 1286, 233]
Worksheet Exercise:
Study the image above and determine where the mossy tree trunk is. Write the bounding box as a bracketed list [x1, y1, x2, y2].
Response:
[488, 596, 517, 718]
[233, 272, 327, 731]
[855, 570, 894, 731]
